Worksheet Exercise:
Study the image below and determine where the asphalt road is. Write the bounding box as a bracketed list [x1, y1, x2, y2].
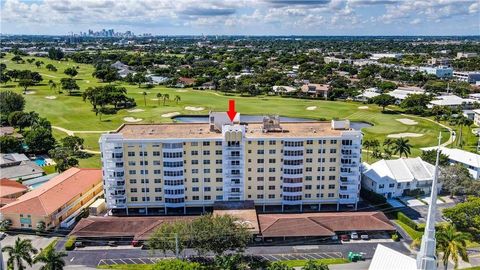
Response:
[65, 241, 411, 267]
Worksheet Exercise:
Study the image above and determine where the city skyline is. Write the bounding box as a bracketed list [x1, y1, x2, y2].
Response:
[1, 0, 479, 36]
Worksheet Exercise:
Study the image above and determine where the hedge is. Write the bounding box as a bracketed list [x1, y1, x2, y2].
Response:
[397, 212, 418, 230]
[64, 236, 76, 251]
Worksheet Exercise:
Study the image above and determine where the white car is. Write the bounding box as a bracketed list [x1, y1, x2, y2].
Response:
[0, 232, 7, 240]
[350, 232, 359, 240]
[360, 234, 369, 240]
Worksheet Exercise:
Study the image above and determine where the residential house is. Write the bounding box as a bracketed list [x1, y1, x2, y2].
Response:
[421, 146, 480, 179]
[197, 81, 216, 90]
[362, 157, 439, 198]
[300, 83, 329, 98]
[474, 109, 480, 126]
[0, 178, 28, 207]
[356, 87, 381, 102]
[272, 86, 298, 94]
[428, 95, 478, 109]
[0, 126, 23, 138]
[387, 86, 425, 103]
[0, 153, 44, 181]
[176, 77, 196, 88]
[0, 168, 103, 230]
[110, 61, 134, 78]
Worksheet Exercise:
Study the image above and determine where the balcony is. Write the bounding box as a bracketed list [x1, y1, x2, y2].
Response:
[282, 191, 303, 197]
[282, 181, 303, 188]
[164, 193, 185, 199]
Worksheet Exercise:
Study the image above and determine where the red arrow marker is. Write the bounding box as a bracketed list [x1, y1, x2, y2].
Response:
[227, 99, 237, 122]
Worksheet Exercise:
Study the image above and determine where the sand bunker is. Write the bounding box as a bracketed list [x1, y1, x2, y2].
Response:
[176, 89, 188, 92]
[161, 112, 181, 118]
[85, 80, 90, 83]
[45, 96, 57, 100]
[396, 118, 418, 125]
[185, 106, 204, 111]
[123, 117, 143, 123]
[138, 91, 151, 94]
[387, 133, 423, 138]
[358, 106, 369, 109]
[151, 98, 159, 101]
[24, 91, 36, 95]
[127, 109, 145, 113]
[306, 106, 317, 111]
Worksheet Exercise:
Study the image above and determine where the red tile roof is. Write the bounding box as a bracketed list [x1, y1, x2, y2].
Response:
[0, 168, 102, 216]
[0, 178, 28, 198]
[70, 216, 196, 240]
[258, 212, 395, 237]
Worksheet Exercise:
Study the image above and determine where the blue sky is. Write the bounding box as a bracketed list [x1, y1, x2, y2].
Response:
[1, 0, 479, 36]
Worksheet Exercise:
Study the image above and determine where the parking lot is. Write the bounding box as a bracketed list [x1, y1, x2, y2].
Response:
[96, 252, 343, 266]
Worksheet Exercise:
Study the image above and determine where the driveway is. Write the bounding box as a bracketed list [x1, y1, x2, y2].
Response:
[398, 196, 425, 207]
[399, 202, 456, 223]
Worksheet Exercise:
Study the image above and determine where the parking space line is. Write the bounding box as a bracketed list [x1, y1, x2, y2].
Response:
[335, 252, 343, 258]
[110, 259, 117, 265]
[305, 254, 317, 259]
[298, 254, 309, 260]
[138, 258, 147, 264]
[324, 253, 334, 258]
[127, 259, 136, 264]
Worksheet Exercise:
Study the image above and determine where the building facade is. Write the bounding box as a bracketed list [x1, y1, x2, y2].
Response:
[419, 66, 453, 78]
[453, 71, 480, 83]
[100, 115, 363, 215]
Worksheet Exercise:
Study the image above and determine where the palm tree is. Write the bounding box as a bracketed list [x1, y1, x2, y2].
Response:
[33, 246, 67, 270]
[370, 139, 380, 160]
[363, 139, 372, 163]
[393, 137, 412, 158]
[156, 93, 162, 106]
[2, 237, 38, 270]
[48, 80, 57, 94]
[163, 93, 170, 106]
[142, 91, 147, 107]
[436, 224, 470, 270]
[174, 95, 181, 104]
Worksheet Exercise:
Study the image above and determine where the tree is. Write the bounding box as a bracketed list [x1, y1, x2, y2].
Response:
[156, 93, 162, 106]
[8, 111, 39, 131]
[268, 262, 294, 270]
[163, 93, 170, 106]
[421, 150, 449, 167]
[370, 94, 396, 112]
[33, 245, 67, 270]
[2, 237, 38, 270]
[35, 61, 44, 68]
[60, 78, 80, 95]
[61, 136, 84, 153]
[392, 137, 412, 158]
[174, 95, 181, 104]
[148, 221, 189, 257]
[24, 127, 56, 154]
[0, 91, 25, 117]
[48, 80, 57, 93]
[0, 136, 23, 153]
[436, 224, 470, 270]
[48, 147, 79, 172]
[0, 72, 11, 84]
[46, 64, 57, 72]
[214, 254, 249, 270]
[63, 67, 78, 78]
[12, 55, 23, 63]
[48, 47, 64, 60]
[302, 260, 329, 270]
[443, 196, 480, 238]
[440, 163, 475, 198]
[142, 91, 148, 106]
[152, 259, 202, 270]
[18, 78, 34, 94]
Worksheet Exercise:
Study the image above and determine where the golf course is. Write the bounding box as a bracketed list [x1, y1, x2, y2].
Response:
[0, 54, 456, 168]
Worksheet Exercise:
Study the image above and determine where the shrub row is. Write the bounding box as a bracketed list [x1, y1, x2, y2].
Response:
[397, 212, 419, 230]
[360, 188, 387, 206]
[64, 236, 76, 251]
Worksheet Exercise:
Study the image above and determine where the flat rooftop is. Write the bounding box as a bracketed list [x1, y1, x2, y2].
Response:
[115, 122, 346, 139]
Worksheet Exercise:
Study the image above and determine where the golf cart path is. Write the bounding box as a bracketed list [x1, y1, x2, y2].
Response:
[52, 126, 113, 154]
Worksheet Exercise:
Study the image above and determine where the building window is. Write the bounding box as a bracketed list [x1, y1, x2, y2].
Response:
[131, 197, 138, 202]
[268, 194, 275, 199]
[153, 151, 160, 156]
[203, 150, 210, 155]
[154, 179, 161, 184]
[129, 179, 137, 184]
[203, 141, 210, 146]
[155, 197, 162, 201]
[130, 188, 137, 193]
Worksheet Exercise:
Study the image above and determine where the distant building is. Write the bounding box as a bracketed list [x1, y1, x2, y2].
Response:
[370, 53, 403, 60]
[110, 61, 134, 78]
[428, 95, 478, 109]
[0, 168, 103, 230]
[421, 146, 480, 179]
[0, 178, 28, 207]
[356, 87, 381, 102]
[324, 57, 352, 64]
[272, 86, 297, 94]
[473, 109, 480, 126]
[176, 77, 196, 88]
[457, 52, 478, 59]
[198, 81, 216, 90]
[387, 86, 425, 102]
[453, 71, 480, 83]
[362, 158, 439, 198]
[146, 75, 169, 84]
[300, 83, 329, 98]
[0, 153, 44, 181]
[0, 126, 23, 138]
[419, 66, 453, 78]
[428, 57, 451, 66]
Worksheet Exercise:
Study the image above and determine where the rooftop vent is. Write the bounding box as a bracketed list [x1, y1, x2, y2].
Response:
[262, 115, 283, 132]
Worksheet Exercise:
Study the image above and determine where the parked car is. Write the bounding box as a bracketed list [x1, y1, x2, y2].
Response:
[74, 241, 84, 248]
[350, 232, 359, 240]
[340, 234, 350, 241]
[0, 232, 6, 240]
[360, 234, 369, 240]
[107, 241, 116, 247]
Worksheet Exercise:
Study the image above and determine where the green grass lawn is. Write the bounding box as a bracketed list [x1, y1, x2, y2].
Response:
[281, 258, 349, 267]
[98, 265, 154, 270]
[1, 53, 454, 166]
[395, 219, 424, 240]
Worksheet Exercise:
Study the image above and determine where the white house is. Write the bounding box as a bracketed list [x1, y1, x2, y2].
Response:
[474, 109, 480, 126]
[428, 95, 478, 109]
[387, 86, 425, 103]
[356, 87, 380, 101]
[370, 53, 403, 60]
[421, 146, 480, 179]
[362, 157, 438, 198]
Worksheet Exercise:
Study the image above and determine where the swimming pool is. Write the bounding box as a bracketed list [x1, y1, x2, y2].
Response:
[34, 157, 46, 166]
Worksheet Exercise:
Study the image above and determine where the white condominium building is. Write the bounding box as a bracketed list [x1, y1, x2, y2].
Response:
[99, 114, 363, 215]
